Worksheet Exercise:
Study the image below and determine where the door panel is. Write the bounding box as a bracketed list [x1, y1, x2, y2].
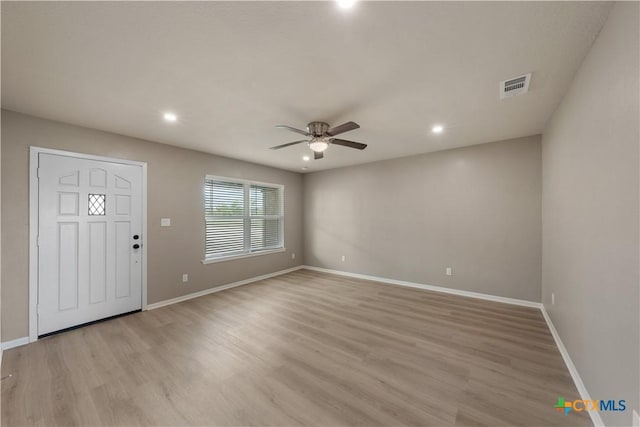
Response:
[58, 222, 79, 311]
[115, 221, 132, 299]
[88, 221, 107, 304]
[38, 153, 143, 335]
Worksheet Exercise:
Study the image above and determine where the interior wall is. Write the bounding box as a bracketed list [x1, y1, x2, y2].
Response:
[1, 110, 304, 342]
[0, 120, 2, 368]
[304, 135, 542, 302]
[541, 2, 639, 426]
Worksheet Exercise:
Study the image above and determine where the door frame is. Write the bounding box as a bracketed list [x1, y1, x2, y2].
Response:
[28, 146, 148, 342]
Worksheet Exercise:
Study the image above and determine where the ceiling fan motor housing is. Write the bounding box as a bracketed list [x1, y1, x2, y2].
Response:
[307, 121, 330, 137]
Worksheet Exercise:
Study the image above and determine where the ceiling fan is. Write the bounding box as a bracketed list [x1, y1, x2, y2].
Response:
[270, 121, 367, 160]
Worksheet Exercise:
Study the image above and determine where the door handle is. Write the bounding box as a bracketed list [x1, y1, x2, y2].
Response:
[133, 244, 140, 249]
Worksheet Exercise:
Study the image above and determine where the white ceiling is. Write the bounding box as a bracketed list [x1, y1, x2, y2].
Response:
[2, 1, 612, 173]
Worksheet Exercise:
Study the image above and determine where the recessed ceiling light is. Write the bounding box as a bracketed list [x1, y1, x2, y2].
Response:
[302, 155, 310, 162]
[337, 0, 356, 9]
[163, 112, 177, 123]
[432, 125, 444, 134]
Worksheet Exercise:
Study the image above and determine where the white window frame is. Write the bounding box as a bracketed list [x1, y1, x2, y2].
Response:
[202, 175, 285, 264]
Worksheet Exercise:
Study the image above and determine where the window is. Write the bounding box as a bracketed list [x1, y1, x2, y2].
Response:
[88, 194, 106, 215]
[204, 176, 284, 261]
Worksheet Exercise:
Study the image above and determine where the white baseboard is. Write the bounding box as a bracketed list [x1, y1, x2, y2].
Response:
[301, 265, 542, 309]
[1, 336, 30, 351]
[146, 265, 304, 310]
[541, 307, 604, 427]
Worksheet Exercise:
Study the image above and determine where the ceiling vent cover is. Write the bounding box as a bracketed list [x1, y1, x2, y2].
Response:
[500, 73, 531, 99]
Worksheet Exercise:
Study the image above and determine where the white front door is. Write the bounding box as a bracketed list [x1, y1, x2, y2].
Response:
[37, 153, 143, 335]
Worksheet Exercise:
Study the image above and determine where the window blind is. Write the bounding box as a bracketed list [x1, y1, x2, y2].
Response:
[204, 177, 283, 260]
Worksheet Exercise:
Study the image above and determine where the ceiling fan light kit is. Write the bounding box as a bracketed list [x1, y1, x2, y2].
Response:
[271, 120, 367, 160]
[308, 138, 329, 153]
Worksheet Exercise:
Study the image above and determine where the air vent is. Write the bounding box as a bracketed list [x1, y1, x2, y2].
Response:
[500, 73, 531, 99]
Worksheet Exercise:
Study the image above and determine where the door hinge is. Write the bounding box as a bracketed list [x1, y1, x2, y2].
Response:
[36, 235, 40, 247]
[36, 304, 40, 315]
[36, 167, 40, 179]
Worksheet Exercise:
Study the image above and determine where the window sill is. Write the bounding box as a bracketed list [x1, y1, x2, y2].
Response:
[201, 248, 286, 264]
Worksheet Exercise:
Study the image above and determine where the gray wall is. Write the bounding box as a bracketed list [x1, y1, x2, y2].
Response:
[541, 2, 639, 426]
[304, 136, 542, 302]
[0, 118, 2, 419]
[1, 110, 304, 342]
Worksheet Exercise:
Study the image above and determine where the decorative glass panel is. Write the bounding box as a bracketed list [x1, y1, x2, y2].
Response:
[88, 194, 106, 216]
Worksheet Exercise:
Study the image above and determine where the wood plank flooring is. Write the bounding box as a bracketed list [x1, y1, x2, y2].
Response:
[2, 269, 590, 426]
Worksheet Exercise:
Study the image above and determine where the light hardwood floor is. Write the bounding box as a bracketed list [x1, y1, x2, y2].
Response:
[2, 269, 590, 426]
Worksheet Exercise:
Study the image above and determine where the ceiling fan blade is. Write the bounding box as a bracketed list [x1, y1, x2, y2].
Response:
[330, 138, 367, 150]
[269, 140, 308, 150]
[326, 121, 360, 137]
[314, 151, 324, 160]
[275, 125, 310, 137]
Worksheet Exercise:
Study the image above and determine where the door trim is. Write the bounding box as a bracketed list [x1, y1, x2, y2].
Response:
[28, 147, 148, 343]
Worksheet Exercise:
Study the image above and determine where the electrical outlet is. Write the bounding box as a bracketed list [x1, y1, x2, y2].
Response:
[161, 218, 171, 227]
[551, 293, 555, 305]
[291, 252, 296, 260]
[445, 267, 452, 276]
[182, 274, 188, 283]
[341, 255, 346, 262]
